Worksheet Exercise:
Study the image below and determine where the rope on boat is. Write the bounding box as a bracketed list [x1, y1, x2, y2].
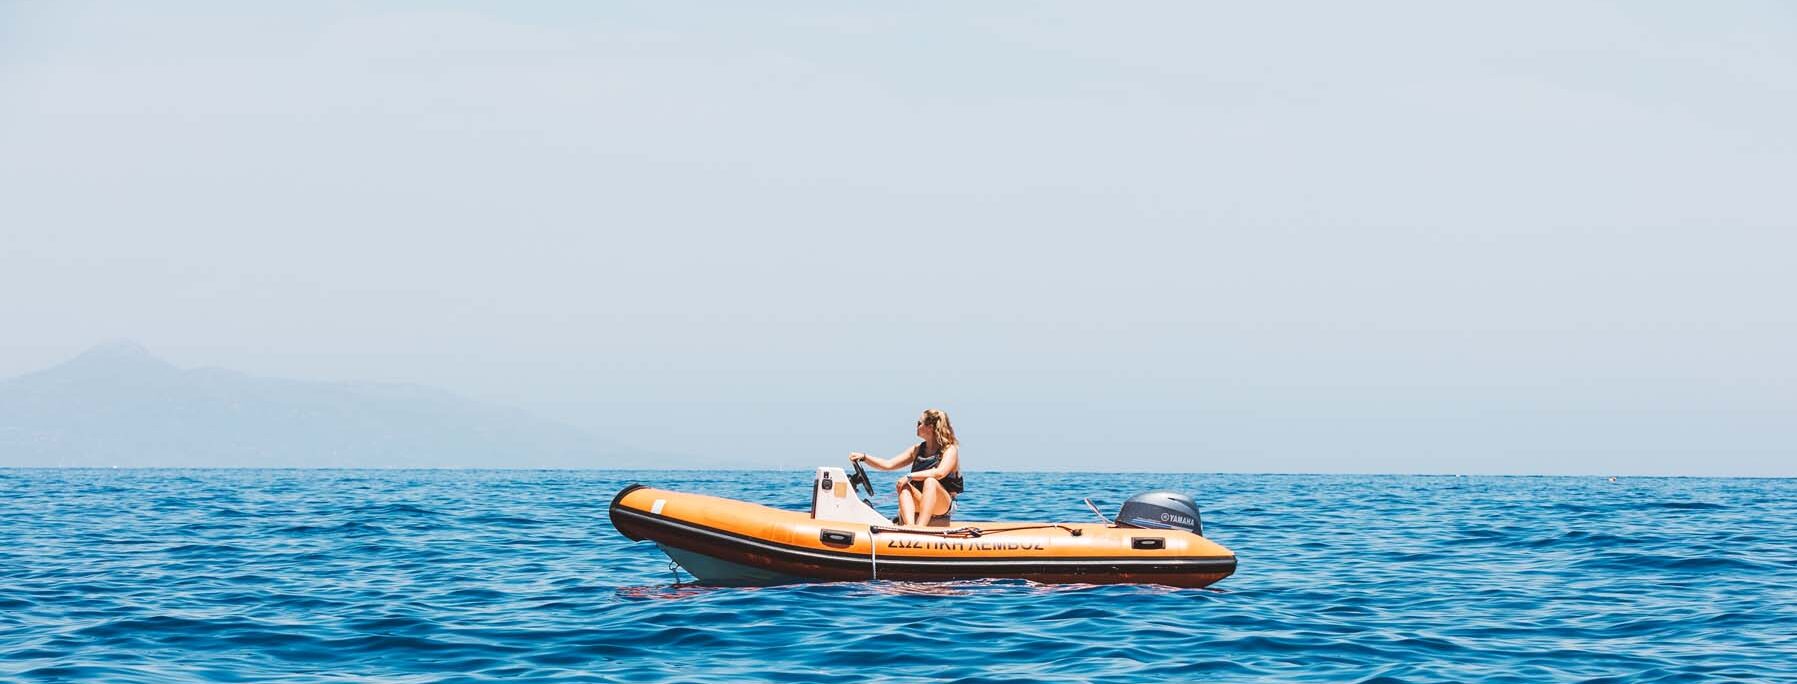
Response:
[870, 525, 983, 537]
[981, 523, 1084, 536]
[868, 523, 1083, 538]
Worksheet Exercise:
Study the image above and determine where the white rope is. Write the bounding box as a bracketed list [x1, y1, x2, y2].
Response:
[868, 525, 878, 580]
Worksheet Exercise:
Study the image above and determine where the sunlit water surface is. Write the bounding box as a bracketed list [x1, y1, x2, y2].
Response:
[2, 470, 1793, 682]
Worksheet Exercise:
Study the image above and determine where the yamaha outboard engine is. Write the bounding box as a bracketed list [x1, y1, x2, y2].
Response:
[1115, 491, 1203, 535]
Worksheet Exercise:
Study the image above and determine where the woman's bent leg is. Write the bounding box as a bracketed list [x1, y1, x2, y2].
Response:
[896, 484, 917, 525]
[919, 478, 952, 526]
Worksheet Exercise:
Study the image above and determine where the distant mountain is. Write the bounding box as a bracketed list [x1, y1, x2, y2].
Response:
[0, 341, 649, 468]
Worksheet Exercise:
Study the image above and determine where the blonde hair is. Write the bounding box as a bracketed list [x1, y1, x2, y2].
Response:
[920, 408, 958, 448]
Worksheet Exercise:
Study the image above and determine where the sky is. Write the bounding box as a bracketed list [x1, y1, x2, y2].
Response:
[2, 2, 1793, 475]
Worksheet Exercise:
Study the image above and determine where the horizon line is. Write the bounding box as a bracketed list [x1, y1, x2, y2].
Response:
[1, 466, 1789, 479]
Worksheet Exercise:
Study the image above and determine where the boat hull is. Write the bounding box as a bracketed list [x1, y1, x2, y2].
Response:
[611, 484, 1237, 588]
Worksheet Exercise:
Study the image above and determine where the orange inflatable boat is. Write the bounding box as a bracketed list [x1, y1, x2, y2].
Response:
[610, 464, 1237, 588]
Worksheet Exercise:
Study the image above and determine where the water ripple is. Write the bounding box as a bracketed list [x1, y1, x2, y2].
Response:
[1, 470, 1794, 682]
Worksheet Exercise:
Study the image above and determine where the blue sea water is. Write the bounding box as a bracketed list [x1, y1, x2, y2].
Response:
[1, 470, 1794, 683]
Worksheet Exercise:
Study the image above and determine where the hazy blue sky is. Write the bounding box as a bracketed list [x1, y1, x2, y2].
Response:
[3, 2, 1793, 475]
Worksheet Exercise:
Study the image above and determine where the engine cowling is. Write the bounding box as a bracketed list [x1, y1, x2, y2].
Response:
[1115, 491, 1203, 535]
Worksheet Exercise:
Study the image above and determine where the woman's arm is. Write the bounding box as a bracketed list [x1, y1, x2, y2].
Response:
[908, 444, 959, 480]
[851, 444, 917, 471]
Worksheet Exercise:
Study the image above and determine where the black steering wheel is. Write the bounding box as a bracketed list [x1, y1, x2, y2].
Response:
[847, 459, 877, 500]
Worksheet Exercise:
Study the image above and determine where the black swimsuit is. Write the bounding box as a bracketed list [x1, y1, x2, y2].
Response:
[909, 441, 965, 495]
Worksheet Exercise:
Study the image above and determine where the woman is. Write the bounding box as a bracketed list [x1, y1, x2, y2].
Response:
[850, 408, 964, 527]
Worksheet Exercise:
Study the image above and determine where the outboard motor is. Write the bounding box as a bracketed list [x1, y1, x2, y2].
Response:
[1115, 491, 1203, 535]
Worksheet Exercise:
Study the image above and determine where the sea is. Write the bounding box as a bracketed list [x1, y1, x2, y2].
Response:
[1, 469, 1793, 683]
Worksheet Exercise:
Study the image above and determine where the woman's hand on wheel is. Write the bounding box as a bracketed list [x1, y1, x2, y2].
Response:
[849, 452, 866, 462]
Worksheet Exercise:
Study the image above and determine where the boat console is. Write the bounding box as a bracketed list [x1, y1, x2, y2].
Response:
[808, 465, 889, 526]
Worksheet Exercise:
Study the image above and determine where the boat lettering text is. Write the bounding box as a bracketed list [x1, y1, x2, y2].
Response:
[884, 539, 1047, 551]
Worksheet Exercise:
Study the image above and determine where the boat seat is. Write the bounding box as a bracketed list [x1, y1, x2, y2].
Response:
[938, 497, 956, 525]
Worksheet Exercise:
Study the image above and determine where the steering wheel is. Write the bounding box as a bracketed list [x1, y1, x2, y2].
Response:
[847, 459, 877, 500]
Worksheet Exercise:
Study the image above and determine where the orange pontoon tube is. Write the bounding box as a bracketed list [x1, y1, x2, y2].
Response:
[609, 465, 1237, 588]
